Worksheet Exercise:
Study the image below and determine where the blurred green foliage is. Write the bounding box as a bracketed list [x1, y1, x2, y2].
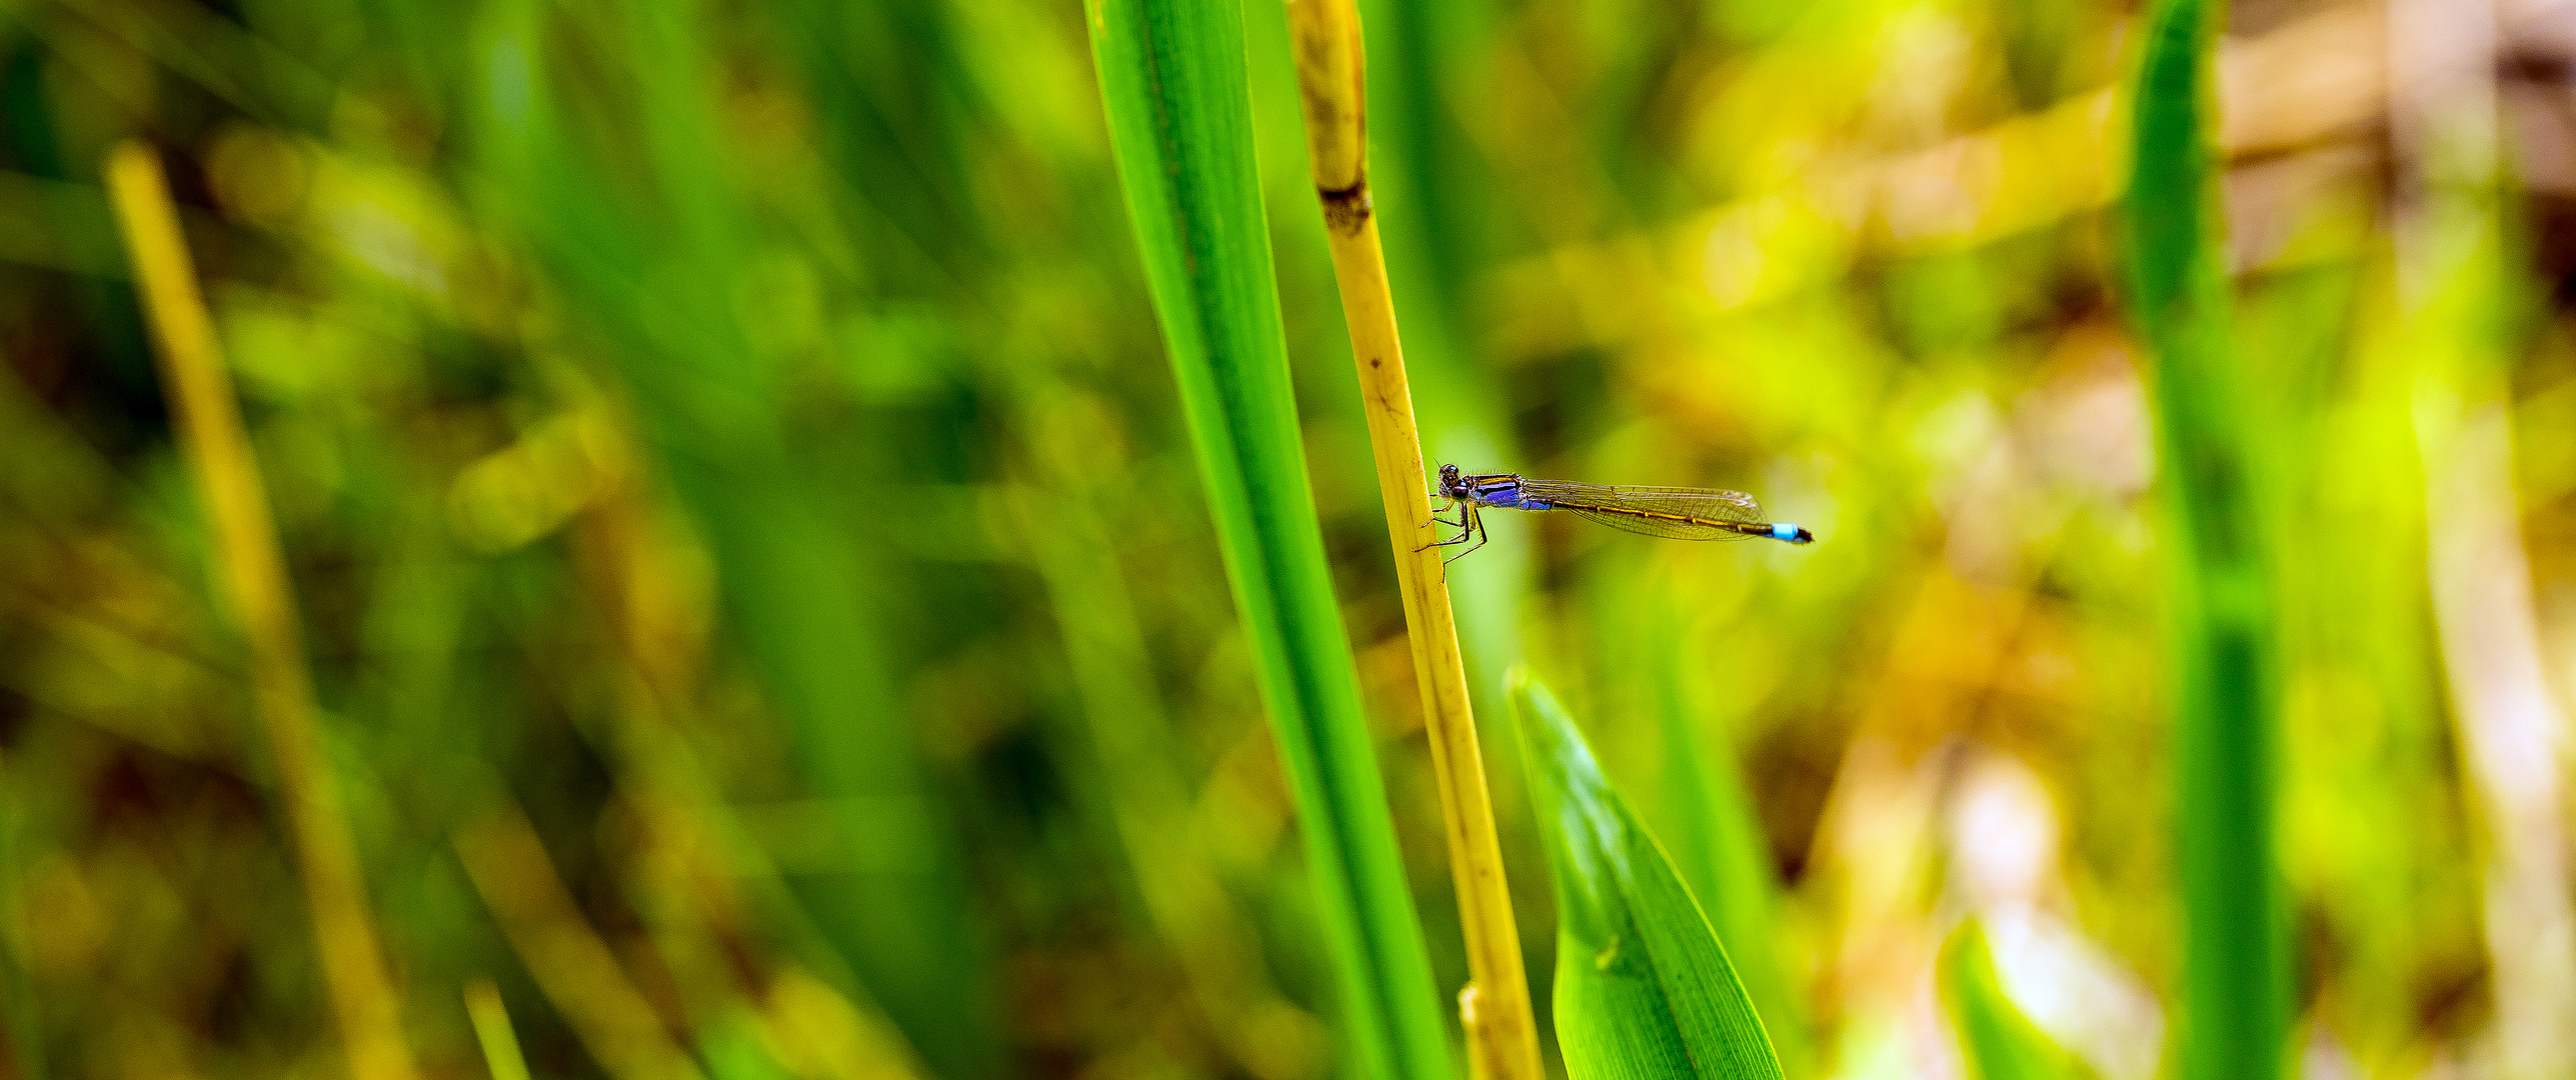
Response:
[0, 0, 2563, 1076]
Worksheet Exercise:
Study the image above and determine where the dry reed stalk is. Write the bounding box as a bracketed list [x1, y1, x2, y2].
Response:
[105, 141, 422, 1080]
[1277, 5, 1543, 1078]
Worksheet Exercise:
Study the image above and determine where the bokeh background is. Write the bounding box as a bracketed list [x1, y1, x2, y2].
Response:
[4, 0, 2576, 1077]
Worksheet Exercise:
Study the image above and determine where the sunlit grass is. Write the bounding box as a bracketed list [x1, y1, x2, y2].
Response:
[1, 0, 2560, 1076]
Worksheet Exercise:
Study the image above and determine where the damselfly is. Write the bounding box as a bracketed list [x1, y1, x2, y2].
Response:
[1425, 463, 1814, 563]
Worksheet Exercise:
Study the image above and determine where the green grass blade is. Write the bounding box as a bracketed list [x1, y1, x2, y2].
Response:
[1082, 2, 1451, 1078]
[1510, 672, 1784, 1080]
[1938, 922, 2083, 1080]
[2121, 1, 2288, 1078]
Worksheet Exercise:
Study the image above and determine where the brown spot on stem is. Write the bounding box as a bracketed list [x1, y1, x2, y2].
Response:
[1319, 178, 1371, 235]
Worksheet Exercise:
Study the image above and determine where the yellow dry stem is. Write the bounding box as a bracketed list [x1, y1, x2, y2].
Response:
[1288, 0, 1365, 194]
[1276, 6, 1544, 1080]
[105, 141, 423, 1080]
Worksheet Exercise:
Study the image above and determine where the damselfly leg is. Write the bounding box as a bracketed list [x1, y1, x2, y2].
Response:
[1416, 500, 1487, 563]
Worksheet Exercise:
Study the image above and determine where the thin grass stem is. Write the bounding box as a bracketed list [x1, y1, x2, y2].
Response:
[104, 141, 421, 1080]
[463, 978, 535, 1080]
[1278, 4, 1542, 1078]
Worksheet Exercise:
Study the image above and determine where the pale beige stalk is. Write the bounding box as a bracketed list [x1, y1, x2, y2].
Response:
[105, 142, 421, 1080]
[1278, 4, 1543, 1079]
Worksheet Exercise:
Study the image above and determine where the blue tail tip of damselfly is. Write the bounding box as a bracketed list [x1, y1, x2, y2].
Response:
[1770, 522, 1814, 544]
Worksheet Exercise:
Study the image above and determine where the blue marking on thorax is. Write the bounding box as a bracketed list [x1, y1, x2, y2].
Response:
[1475, 482, 1541, 510]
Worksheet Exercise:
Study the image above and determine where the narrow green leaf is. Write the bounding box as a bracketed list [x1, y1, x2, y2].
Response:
[1511, 672, 1784, 1080]
[1938, 922, 2083, 1080]
[1082, 2, 1451, 1079]
[2121, 1, 2288, 1078]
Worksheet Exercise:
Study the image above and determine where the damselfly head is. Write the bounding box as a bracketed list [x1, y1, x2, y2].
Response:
[1437, 463, 1465, 496]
